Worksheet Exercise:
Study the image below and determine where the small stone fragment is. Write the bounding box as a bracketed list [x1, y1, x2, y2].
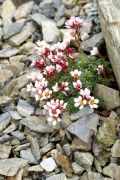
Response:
[74, 152, 93, 166]
[0, 144, 12, 159]
[46, 173, 68, 180]
[28, 165, 44, 172]
[17, 99, 34, 117]
[0, 112, 11, 132]
[20, 148, 38, 164]
[111, 139, 120, 157]
[40, 157, 56, 172]
[72, 162, 84, 175]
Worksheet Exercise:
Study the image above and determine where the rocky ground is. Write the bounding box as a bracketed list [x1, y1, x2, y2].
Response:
[0, 0, 120, 180]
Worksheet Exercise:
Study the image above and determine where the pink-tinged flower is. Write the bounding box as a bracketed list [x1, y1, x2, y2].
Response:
[56, 64, 62, 72]
[44, 99, 67, 125]
[96, 65, 104, 75]
[80, 88, 91, 100]
[52, 83, 60, 92]
[90, 47, 99, 56]
[44, 65, 55, 77]
[51, 41, 70, 51]
[74, 96, 87, 109]
[31, 59, 44, 69]
[35, 80, 48, 91]
[88, 96, 99, 108]
[60, 82, 69, 92]
[65, 16, 84, 29]
[27, 72, 43, 82]
[70, 69, 81, 79]
[57, 60, 68, 71]
[73, 80, 82, 90]
[67, 47, 75, 59]
[55, 50, 63, 60]
[41, 88, 52, 100]
[35, 40, 50, 57]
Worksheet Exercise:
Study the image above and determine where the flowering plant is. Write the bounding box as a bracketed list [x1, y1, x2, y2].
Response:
[27, 16, 110, 125]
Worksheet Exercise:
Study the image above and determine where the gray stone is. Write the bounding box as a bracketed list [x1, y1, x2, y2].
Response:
[70, 106, 94, 121]
[9, 55, 27, 63]
[41, 19, 60, 43]
[0, 96, 12, 106]
[2, 0, 16, 33]
[20, 148, 38, 164]
[0, 27, 3, 40]
[102, 163, 118, 178]
[74, 151, 93, 166]
[46, 173, 68, 180]
[11, 130, 25, 140]
[20, 41, 35, 54]
[15, 73, 30, 90]
[28, 165, 44, 172]
[9, 111, 22, 120]
[63, 0, 78, 7]
[81, 32, 104, 52]
[87, 171, 103, 180]
[3, 123, 17, 134]
[57, 17, 66, 27]
[14, 143, 30, 152]
[67, 113, 99, 143]
[17, 99, 34, 117]
[0, 158, 28, 176]
[81, 20, 92, 34]
[72, 162, 84, 175]
[14, 1, 34, 20]
[0, 112, 11, 132]
[0, 144, 12, 159]
[3, 22, 24, 39]
[63, 143, 71, 156]
[31, 13, 60, 43]
[68, 175, 80, 180]
[0, 48, 19, 58]
[111, 139, 120, 157]
[5, 62, 25, 76]
[26, 135, 40, 161]
[0, 69, 13, 85]
[40, 143, 54, 155]
[40, 157, 57, 172]
[94, 84, 120, 110]
[21, 116, 53, 133]
[8, 22, 36, 46]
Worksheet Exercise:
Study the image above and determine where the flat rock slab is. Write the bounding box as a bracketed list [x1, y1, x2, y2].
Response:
[21, 116, 53, 133]
[0, 158, 28, 176]
[67, 113, 99, 143]
[8, 22, 36, 46]
[98, 0, 120, 89]
[0, 48, 19, 58]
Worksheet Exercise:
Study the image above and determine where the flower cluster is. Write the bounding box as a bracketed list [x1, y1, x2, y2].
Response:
[27, 16, 99, 125]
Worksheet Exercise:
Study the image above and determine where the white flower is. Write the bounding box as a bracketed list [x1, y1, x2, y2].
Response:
[88, 96, 99, 108]
[74, 96, 87, 109]
[90, 47, 99, 56]
[70, 69, 81, 79]
[73, 80, 82, 90]
[26, 83, 35, 92]
[41, 88, 52, 100]
[52, 83, 60, 92]
[96, 64, 104, 74]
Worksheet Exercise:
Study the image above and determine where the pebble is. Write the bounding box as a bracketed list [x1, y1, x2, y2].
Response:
[74, 152, 94, 166]
[21, 116, 53, 133]
[40, 157, 57, 172]
[17, 99, 34, 117]
[0, 112, 11, 132]
[20, 148, 38, 164]
[67, 113, 99, 143]
[0, 144, 12, 159]
[72, 162, 84, 175]
[11, 130, 25, 140]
